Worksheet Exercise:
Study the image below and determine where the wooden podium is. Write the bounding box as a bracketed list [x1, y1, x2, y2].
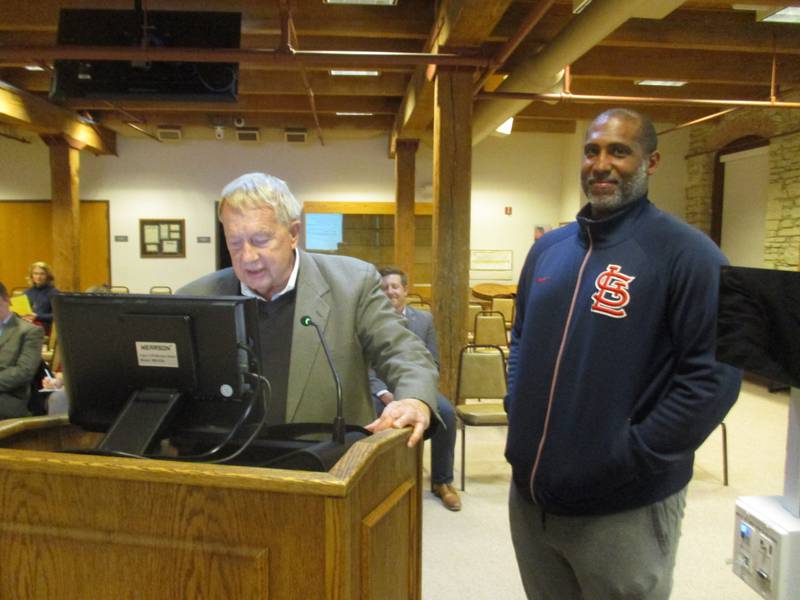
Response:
[0, 417, 422, 599]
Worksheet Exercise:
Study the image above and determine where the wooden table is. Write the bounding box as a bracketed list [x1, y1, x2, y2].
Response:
[471, 283, 517, 301]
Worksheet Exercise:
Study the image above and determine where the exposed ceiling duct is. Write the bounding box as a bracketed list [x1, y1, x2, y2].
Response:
[471, 0, 686, 144]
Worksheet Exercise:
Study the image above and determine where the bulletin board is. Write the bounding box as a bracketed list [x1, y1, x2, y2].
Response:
[140, 219, 186, 258]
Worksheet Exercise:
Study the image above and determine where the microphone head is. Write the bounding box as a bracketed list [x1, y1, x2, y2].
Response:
[300, 315, 313, 327]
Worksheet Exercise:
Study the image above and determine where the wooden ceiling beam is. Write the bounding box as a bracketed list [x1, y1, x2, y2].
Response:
[99, 113, 395, 132]
[0, 81, 115, 154]
[1, 68, 410, 96]
[390, 0, 513, 154]
[511, 100, 718, 124]
[680, 0, 800, 7]
[0, 31, 424, 54]
[604, 10, 800, 55]
[539, 0, 800, 7]
[566, 79, 775, 99]
[238, 71, 408, 96]
[569, 47, 800, 86]
[494, 5, 800, 55]
[0, 0, 434, 39]
[510, 117, 576, 134]
[63, 94, 400, 115]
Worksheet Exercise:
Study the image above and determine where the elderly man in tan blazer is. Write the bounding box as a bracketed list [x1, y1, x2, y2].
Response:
[180, 172, 440, 446]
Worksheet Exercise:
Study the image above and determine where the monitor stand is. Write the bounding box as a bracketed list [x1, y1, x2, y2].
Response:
[782, 387, 800, 516]
[170, 422, 371, 472]
[97, 388, 183, 456]
[258, 428, 369, 472]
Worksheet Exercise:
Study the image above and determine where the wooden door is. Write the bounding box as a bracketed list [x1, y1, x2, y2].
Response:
[0, 200, 110, 291]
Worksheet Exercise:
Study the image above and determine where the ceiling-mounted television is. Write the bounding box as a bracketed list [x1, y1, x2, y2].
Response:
[50, 9, 241, 103]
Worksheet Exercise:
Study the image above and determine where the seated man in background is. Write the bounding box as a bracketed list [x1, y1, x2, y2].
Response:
[370, 267, 461, 511]
[179, 172, 440, 446]
[0, 281, 44, 419]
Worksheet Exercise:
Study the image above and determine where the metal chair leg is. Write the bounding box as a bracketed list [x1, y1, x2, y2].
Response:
[721, 421, 728, 486]
[460, 420, 466, 491]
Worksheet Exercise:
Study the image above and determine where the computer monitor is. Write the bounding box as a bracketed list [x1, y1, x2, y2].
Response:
[53, 293, 263, 457]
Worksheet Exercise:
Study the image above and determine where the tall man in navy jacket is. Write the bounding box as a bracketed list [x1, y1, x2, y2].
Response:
[505, 109, 742, 600]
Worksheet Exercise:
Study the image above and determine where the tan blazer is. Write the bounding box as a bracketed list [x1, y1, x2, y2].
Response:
[179, 251, 439, 427]
[0, 313, 44, 418]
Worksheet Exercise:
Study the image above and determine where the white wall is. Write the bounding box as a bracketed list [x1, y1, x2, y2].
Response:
[649, 125, 689, 219]
[0, 123, 690, 291]
[720, 146, 769, 268]
[469, 132, 566, 282]
[558, 122, 589, 224]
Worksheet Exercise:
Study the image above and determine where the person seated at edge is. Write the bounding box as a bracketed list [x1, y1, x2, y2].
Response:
[369, 267, 461, 511]
[42, 371, 69, 416]
[179, 172, 440, 446]
[0, 281, 44, 419]
[23, 261, 59, 335]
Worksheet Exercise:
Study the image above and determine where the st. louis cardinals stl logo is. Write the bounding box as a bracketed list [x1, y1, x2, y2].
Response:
[591, 264, 635, 318]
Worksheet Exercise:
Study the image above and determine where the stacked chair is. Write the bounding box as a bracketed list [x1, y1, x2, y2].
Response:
[454, 344, 508, 490]
[473, 310, 509, 355]
[466, 303, 482, 343]
[491, 296, 515, 331]
[149, 286, 173, 295]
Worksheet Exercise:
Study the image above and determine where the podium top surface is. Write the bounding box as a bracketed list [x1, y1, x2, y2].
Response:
[0, 416, 413, 498]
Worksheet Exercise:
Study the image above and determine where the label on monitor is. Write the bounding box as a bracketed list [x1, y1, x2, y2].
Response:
[135, 341, 179, 368]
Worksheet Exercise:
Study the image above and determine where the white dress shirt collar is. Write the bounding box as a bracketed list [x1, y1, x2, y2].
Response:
[240, 249, 300, 302]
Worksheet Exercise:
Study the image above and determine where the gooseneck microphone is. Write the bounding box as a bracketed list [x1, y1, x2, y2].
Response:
[300, 315, 346, 445]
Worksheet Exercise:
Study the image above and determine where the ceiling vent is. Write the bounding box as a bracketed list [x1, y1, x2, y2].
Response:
[284, 127, 308, 143]
[156, 126, 182, 142]
[235, 127, 261, 142]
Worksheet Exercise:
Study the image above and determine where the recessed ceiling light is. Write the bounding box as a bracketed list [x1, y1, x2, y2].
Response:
[760, 7, 800, 23]
[324, 0, 398, 5]
[495, 117, 514, 136]
[329, 69, 380, 77]
[336, 112, 374, 116]
[24, 65, 46, 71]
[572, 0, 593, 14]
[635, 79, 688, 87]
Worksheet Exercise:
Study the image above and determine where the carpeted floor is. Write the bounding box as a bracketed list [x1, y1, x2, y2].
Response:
[420, 378, 789, 600]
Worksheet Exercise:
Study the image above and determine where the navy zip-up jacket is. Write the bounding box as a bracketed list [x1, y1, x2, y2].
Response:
[505, 197, 742, 516]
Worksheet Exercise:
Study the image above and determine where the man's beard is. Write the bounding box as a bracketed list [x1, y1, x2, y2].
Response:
[584, 160, 649, 216]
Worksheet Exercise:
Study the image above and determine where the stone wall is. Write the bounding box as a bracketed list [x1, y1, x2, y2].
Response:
[766, 131, 800, 269]
[684, 98, 800, 270]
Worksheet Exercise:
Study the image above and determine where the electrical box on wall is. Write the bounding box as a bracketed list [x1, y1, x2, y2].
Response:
[733, 496, 800, 599]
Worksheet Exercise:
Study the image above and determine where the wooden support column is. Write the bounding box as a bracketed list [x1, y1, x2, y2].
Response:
[42, 135, 81, 292]
[394, 139, 418, 281]
[432, 67, 472, 400]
